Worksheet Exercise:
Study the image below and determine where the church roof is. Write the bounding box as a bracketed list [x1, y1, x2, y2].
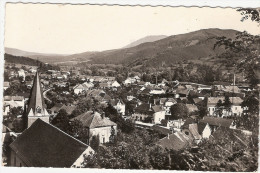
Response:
[27, 71, 47, 116]
[9, 119, 91, 167]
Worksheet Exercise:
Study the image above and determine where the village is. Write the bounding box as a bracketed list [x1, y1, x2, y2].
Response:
[2, 60, 259, 170]
[1, 3, 260, 171]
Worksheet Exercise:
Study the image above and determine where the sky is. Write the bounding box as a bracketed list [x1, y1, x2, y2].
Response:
[4, 3, 260, 54]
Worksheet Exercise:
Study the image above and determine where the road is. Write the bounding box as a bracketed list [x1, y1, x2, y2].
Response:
[43, 88, 52, 102]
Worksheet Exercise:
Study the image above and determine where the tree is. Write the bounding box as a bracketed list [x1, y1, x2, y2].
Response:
[223, 96, 232, 116]
[51, 109, 69, 132]
[149, 146, 169, 169]
[182, 127, 258, 171]
[109, 126, 116, 143]
[235, 94, 260, 130]
[90, 135, 100, 151]
[214, 100, 223, 117]
[68, 120, 89, 144]
[8, 107, 23, 120]
[170, 103, 188, 120]
[237, 8, 260, 24]
[214, 8, 260, 87]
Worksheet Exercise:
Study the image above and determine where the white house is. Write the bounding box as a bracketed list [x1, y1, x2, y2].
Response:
[198, 122, 211, 139]
[73, 84, 85, 94]
[111, 81, 120, 88]
[3, 96, 25, 111]
[207, 97, 243, 116]
[152, 105, 166, 124]
[163, 98, 177, 115]
[150, 88, 165, 95]
[71, 111, 117, 144]
[18, 69, 26, 81]
[113, 99, 126, 116]
[3, 82, 10, 90]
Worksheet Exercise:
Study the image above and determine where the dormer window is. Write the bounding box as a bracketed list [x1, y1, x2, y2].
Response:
[36, 106, 42, 113]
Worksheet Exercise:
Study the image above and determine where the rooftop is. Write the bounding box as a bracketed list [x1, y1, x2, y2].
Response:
[9, 119, 91, 167]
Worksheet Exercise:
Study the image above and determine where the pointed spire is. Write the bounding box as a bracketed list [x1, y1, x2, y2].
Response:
[27, 70, 46, 116]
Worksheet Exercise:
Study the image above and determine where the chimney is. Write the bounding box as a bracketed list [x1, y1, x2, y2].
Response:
[167, 133, 169, 139]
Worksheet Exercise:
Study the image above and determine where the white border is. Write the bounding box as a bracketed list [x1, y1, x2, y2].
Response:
[0, 1, 260, 173]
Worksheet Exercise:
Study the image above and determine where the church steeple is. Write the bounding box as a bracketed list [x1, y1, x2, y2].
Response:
[26, 70, 49, 128]
[27, 71, 45, 115]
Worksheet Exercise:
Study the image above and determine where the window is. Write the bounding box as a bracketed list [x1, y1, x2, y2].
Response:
[185, 131, 189, 135]
[20, 163, 22, 167]
[103, 137, 105, 143]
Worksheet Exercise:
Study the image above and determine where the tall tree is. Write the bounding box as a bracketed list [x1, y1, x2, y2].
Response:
[214, 100, 223, 117]
[170, 103, 188, 120]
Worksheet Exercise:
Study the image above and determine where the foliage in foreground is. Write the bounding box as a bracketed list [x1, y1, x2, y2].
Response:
[81, 127, 258, 171]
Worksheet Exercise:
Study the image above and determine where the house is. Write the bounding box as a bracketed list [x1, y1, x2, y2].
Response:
[164, 118, 184, 130]
[18, 69, 26, 80]
[207, 97, 243, 116]
[111, 99, 125, 116]
[152, 105, 166, 124]
[157, 131, 193, 151]
[163, 98, 177, 115]
[123, 78, 133, 85]
[111, 81, 120, 88]
[198, 85, 212, 91]
[9, 119, 94, 167]
[56, 75, 64, 80]
[185, 85, 194, 90]
[133, 76, 141, 82]
[127, 95, 135, 101]
[83, 82, 94, 89]
[3, 96, 25, 109]
[175, 88, 189, 98]
[223, 85, 241, 94]
[150, 88, 165, 95]
[181, 123, 202, 144]
[99, 82, 109, 89]
[3, 82, 10, 90]
[133, 103, 154, 121]
[3, 96, 25, 116]
[29, 68, 37, 73]
[200, 116, 236, 132]
[71, 111, 117, 144]
[151, 125, 171, 137]
[73, 84, 87, 95]
[197, 122, 212, 139]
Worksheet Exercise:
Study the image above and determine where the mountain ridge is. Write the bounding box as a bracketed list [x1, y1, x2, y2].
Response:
[5, 28, 240, 66]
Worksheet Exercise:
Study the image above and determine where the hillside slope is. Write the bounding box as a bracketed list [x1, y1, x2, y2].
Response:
[123, 35, 168, 48]
[86, 28, 239, 67]
[4, 53, 45, 66]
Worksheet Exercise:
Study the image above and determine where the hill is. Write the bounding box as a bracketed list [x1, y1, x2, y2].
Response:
[123, 35, 168, 48]
[4, 53, 46, 66]
[5, 47, 97, 64]
[85, 28, 239, 67]
[5, 28, 240, 67]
